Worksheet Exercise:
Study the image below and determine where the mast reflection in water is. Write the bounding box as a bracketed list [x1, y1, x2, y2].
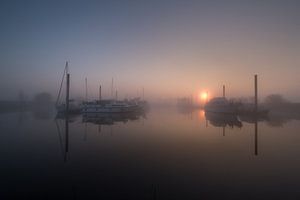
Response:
[1, 107, 300, 199]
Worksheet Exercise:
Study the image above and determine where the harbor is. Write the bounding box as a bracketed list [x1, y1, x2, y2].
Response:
[55, 62, 149, 117]
[1, 0, 300, 199]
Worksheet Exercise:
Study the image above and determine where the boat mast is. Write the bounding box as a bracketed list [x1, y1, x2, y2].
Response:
[66, 62, 70, 114]
[65, 61, 69, 161]
[85, 77, 88, 102]
[223, 85, 225, 98]
[206, 91, 208, 104]
[99, 85, 102, 101]
[55, 62, 68, 107]
[111, 77, 114, 99]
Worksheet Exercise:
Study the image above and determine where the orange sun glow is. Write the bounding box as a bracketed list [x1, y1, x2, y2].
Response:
[200, 92, 208, 100]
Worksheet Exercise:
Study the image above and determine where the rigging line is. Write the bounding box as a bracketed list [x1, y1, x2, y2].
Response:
[55, 64, 67, 106]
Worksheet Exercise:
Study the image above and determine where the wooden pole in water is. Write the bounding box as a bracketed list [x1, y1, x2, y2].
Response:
[255, 120, 258, 156]
[223, 85, 225, 98]
[254, 74, 258, 112]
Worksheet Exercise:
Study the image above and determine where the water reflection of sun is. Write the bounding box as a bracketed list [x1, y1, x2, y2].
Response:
[197, 110, 205, 121]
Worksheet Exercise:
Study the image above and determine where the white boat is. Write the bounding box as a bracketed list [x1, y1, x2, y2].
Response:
[204, 97, 239, 114]
[81, 100, 138, 113]
[82, 112, 143, 125]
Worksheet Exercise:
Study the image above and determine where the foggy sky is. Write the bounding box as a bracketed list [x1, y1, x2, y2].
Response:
[1, 0, 300, 102]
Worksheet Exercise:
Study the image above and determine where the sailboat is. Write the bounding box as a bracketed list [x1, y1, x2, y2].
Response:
[55, 62, 81, 114]
[80, 78, 139, 113]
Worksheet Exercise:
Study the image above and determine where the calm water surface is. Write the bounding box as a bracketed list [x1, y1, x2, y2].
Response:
[1, 107, 300, 199]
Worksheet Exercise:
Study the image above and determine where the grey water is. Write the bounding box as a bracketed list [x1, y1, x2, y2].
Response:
[1, 107, 300, 199]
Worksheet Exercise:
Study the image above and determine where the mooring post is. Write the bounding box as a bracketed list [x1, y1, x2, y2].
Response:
[255, 120, 258, 156]
[254, 74, 258, 113]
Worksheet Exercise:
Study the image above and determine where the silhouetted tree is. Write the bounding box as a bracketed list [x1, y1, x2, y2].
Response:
[264, 94, 288, 105]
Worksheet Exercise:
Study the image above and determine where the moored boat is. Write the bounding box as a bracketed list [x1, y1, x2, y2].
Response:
[204, 97, 239, 114]
[55, 62, 81, 114]
[81, 100, 138, 113]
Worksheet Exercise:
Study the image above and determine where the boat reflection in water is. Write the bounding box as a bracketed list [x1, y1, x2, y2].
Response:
[205, 111, 242, 128]
[82, 111, 146, 125]
[205, 111, 266, 156]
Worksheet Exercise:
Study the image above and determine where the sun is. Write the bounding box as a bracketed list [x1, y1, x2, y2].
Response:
[197, 91, 209, 103]
[200, 92, 208, 100]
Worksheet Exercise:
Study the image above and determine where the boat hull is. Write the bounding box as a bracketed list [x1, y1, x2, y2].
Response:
[204, 105, 238, 114]
[56, 104, 81, 114]
[204, 97, 239, 114]
[81, 105, 138, 113]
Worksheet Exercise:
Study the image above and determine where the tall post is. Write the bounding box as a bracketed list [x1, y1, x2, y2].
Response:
[66, 73, 70, 114]
[115, 90, 118, 100]
[254, 74, 258, 112]
[223, 85, 225, 98]
[254, 75, 258, 155]
[99, 85, 102, 101]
